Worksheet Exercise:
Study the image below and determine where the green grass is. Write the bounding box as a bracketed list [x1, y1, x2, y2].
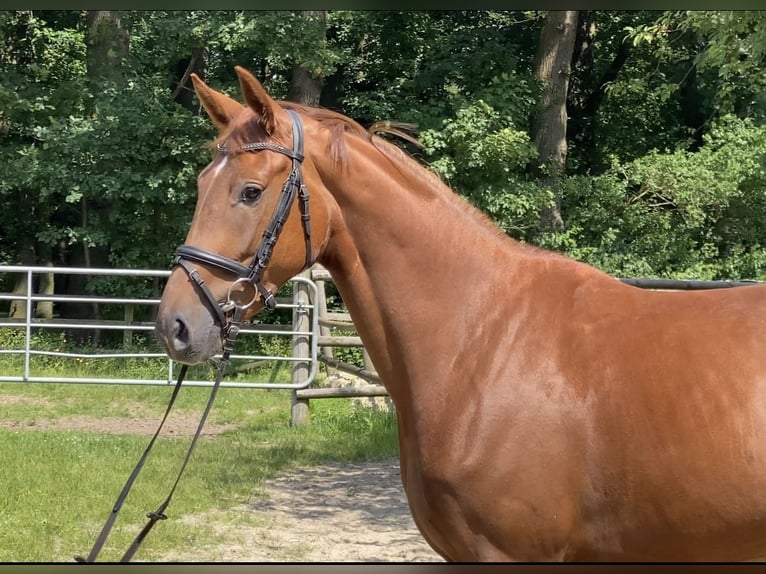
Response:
[0, 381, 399, 562]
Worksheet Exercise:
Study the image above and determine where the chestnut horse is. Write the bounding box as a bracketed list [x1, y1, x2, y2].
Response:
[155, 66, 766, 561]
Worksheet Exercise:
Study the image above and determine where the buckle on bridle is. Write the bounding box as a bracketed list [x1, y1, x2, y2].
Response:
[262, 291, 277, 310]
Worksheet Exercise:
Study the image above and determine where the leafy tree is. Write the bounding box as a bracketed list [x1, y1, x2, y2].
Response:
[0, 11, 86, 316]
[546, 115, 766, 280]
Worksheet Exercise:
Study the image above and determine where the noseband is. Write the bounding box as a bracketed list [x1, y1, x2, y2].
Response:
[173, 108, 312, 345]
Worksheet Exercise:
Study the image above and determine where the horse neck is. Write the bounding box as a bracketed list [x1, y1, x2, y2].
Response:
[313, 135, 519, 409]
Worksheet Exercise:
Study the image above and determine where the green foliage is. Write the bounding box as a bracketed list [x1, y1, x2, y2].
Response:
[0, 11, 210, 273]
[419, 96, 549, 237]
[333, 11, 538, 124]
[629, 11, 766, 121]
[596, 72, 685, 163]
[34, 94, 209, 268]
[543, 115, 766, 280]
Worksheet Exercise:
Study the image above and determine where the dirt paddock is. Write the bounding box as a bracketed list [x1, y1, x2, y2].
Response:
[159, 459, 443, 562]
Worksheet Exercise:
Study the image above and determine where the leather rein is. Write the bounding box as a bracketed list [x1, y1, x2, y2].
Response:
[76, 108, 312, 562]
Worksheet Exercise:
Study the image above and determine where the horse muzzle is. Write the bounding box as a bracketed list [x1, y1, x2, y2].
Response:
[155, 282, 223, 365]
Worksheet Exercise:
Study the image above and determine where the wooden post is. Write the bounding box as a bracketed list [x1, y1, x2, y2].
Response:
[123, 303, 134, 350]
[315, 276, 337, 379]
[362, 347, 375, 375]
[34, 261, 54, 319]
[291, 270, 312, 426]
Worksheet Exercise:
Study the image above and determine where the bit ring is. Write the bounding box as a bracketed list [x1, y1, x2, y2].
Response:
[226, 278, 259, 310]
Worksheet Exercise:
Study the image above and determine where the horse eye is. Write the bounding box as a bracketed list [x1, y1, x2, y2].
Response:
[240, 185, 262, 204]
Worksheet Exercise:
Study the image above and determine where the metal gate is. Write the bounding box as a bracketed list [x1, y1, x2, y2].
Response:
[0, 265, 319, 389]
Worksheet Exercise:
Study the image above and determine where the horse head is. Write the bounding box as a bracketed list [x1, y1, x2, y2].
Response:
[155, 66, 336, 364]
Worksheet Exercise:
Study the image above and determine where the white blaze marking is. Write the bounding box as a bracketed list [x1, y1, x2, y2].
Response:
[211, 155, 228, 178]
[199, 155, 228, 180]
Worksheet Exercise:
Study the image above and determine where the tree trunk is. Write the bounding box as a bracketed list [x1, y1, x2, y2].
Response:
[67, 11, 131, 343]
[8, 223, 35, 320]
[531, 10, 579, 230]
[85, 11, 129, 95]
[287, 11, 326, 106]
[34, 246, 54, 320]
[568, 13, 630, 173]
[289, 65, 323, 107]
[172, 50, 205, 110]
[679, 58, 706, 151]
[9, 276, 28, 320]
[8, 187, 36, 319]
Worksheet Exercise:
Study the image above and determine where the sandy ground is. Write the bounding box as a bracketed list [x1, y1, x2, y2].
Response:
[160, 459, 442, 562]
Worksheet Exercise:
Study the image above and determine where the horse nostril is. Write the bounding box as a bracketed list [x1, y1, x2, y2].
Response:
[156, 304, 221, 364]
[173, 317, 190, 349]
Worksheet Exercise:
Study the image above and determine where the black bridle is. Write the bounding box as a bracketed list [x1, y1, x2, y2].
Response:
[175, 107, 313, 342]
[76, 108, 312, 563]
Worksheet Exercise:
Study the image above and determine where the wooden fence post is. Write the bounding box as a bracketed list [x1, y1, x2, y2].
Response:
[314, 275, 336, 378]
[123, 303, 134, 350]
[291, 269, 312, 426]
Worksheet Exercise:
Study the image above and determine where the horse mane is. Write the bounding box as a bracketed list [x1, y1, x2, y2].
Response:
[279, 102, 530, 247]
[280, 102, 427, 167]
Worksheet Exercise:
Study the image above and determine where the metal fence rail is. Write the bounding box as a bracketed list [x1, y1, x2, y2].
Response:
[0, 265, 319, 389]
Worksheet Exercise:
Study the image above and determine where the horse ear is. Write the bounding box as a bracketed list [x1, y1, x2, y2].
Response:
[190, 73, 244, 132]
[235, 65, 288, 136]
